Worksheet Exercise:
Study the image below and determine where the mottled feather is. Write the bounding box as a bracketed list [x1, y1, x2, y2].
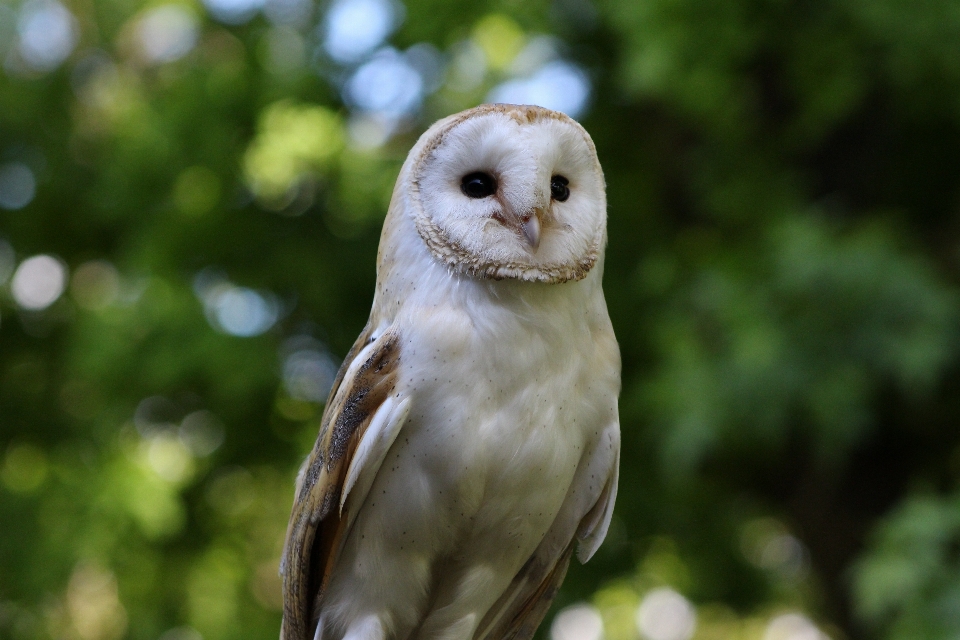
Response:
[281, 326, 402, 640]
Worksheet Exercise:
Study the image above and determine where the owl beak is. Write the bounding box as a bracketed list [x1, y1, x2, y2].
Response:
[519, 211, 542, 252]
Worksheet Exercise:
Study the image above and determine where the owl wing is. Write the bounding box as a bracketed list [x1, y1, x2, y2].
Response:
[475, 422, 620, 640]
[280, 323, 409, 640]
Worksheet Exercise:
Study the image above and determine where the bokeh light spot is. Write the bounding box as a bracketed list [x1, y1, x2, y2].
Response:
[213, 287, 278, 337]
[243, 101, 344, 201]
[346, 113, 396, 149]
[0, 162, 37, 210]
[404, 42, 444, 94]
[282, 336, 338, 402]
[0, 4, 16, 54]
[260, 26, 306, 74]
[593, 583, 640, 640]
[179, 410, 226, 457]
[472, 14, 525, 70]
[203, 0, 264, 25]
[194, 269, 281, 337]
[264, 0, 312, 26]
[551, 603, 604, 640]
[740, 518, 809, 576]
[71, 260, 121, 310]
[345, 48, 423, 118]
[488, 60, 591, 119]
[144, 431, 196, 485]
[636, 588, 697, 640]
[763, 613, 830, 640]
[447, 40, 487, 93]
[158, 627, 203, 640]
[136, 5, 199, 65]
[11, 254, 67, 310]
[1, 442, 49, 493]
[322, 0, 399, 63]
[66, 563, 128, 640]
[16, 0, 78, 72]
[134, 395, 179, 435]
[760, 534, 806, 573]
[509, 36, 560, 77]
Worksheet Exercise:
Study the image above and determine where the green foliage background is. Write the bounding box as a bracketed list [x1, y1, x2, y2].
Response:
[1, 0, 960, 639]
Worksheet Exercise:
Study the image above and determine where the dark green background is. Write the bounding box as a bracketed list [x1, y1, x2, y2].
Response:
[2, 0, 960, 639]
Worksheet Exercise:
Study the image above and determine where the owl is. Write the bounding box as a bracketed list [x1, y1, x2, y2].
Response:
[281, 104, 621, 640]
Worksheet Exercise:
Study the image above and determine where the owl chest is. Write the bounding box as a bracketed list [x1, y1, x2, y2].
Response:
[396, 309, 593, 522]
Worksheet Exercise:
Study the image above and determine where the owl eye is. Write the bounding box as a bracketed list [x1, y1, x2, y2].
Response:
[551, 175, 570, 202]
[460, 172, 497, 199]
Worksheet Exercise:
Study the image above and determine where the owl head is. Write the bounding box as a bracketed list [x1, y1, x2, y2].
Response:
[404, 104, 607, 284]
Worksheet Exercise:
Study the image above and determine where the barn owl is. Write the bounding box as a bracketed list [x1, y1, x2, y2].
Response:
[281, 104, 621, 640]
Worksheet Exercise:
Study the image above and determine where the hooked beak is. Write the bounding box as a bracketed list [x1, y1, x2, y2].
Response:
[520, 212, 541, 251]
[496, 197, 545, 252]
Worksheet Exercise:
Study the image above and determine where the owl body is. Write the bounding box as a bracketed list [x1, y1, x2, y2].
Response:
[282, 105, 620, 640]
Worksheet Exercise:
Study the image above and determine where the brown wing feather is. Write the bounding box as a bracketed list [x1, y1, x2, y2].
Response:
[476, 447, 619, 640]
[281, 325, 402, 640]
[475, 542, 576, 640]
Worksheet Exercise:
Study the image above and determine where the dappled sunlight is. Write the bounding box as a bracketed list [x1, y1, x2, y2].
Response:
[488, 60, 591, 119]
[1, 442, 49, 494]
[71, 58, 139, 132]
[143, 431, 196, 485]
[263, 0, 313, 26]
[64, 563, 128, 640]
[193, 270, 281, 337]
[70, 261, 121, 310]
[260, 26, 307, 75]
[740, 519, 809, 579]
[472, 14, 525, 72]
[345, 49, 419, 116]
[446, 40, 487, 94]
[321, 0, 400, 64]
[10, 255, 67, 311]
[579, 536, 835, 640]
[3, 0, 960, 638]
[636, 588, 697, 640]
[281, 335, 338, 403]
[158, 627, 204, 640]
[0, 162, 36, 210]
[112, 439, 188, 538]
[134, 5, 200, 65]
[8, 0, 78, 74]
[179, 410, 226, 457]
[242, 100, 344, 203]
[204, 0, 265, 25]
[763, 614, 829, 640]
[206, 286, 279, 337]
[345, 47, 423, 119]
[551, 603, 604, 640]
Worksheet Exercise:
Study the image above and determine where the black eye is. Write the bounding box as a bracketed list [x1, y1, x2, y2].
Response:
[551, 175, 570, 202]
[460, 172, 497, 199]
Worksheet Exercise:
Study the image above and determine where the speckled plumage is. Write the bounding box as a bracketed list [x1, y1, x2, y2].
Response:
[281, 104, 621, 640]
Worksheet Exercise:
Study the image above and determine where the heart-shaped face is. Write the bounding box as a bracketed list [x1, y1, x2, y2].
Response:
[409, 104, 607, 284]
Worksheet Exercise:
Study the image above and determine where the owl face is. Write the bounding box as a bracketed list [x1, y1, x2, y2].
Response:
[409, 104, 606, 283]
